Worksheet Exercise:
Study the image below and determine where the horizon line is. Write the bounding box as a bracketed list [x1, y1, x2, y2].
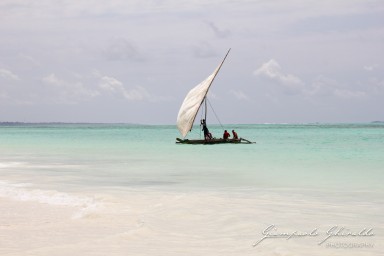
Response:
[1, 121, 383, 125]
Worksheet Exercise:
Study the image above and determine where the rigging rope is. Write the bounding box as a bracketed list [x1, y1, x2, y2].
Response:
[206, 98, 224, 131]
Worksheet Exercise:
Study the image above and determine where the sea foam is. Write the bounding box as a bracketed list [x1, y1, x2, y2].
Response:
[0, 180, 101, 219]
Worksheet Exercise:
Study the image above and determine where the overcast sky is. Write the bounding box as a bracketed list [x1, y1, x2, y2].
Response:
[1, 0, 383, 124]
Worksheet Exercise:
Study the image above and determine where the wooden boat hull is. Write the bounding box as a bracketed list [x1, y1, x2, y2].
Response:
[176, 138, 252, 144]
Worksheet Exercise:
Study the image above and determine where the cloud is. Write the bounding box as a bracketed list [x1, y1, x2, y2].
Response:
[192, 42, 217, 58]
[379, 79, 384, 89]
[254, 60, 367, 99]
[309, 76, 338, 97]
[364, 66, 374, 71]
[333, 89, 366, 99]
[290, 11, 384, 35]
[18, 53, 41, 66]
[42, 73, 99, 103]
[206, 21, 231, 38]
[229, 90, 249, 100]
[0, 68, 20, 80]
[0, 91, 8, 100]
[253, 59, 306, 94]
[99, 76, 152, 101]
[103, 38, 144, 61]
[363, 65, 378, 71]
[310, 76, 366, 99]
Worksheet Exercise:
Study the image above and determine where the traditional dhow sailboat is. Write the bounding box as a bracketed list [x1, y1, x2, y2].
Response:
[176, 49, 253, 145]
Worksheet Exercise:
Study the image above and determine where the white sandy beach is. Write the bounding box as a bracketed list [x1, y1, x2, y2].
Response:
[1, 184, 382, 256]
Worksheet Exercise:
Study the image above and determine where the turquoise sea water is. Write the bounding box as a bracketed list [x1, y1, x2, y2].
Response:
[1, 123, 383, 192]
[1, 123, 383, 255]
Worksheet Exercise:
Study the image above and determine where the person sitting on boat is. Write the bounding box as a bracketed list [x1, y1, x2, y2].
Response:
[223, 130, 230, 140]
[201, 119, 212, 140]
[232, 130, 238, 139]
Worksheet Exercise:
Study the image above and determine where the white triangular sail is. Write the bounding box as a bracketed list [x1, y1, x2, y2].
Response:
[177, 49, 230, 138]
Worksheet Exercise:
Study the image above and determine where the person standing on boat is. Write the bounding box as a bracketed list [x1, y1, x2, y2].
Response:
[232, 130, 238, 139]
[201, 119, 212, 140]
[223, 130, 230, 140]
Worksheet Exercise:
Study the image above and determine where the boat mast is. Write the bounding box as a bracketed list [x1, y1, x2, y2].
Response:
[204, 97, 207, 122]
